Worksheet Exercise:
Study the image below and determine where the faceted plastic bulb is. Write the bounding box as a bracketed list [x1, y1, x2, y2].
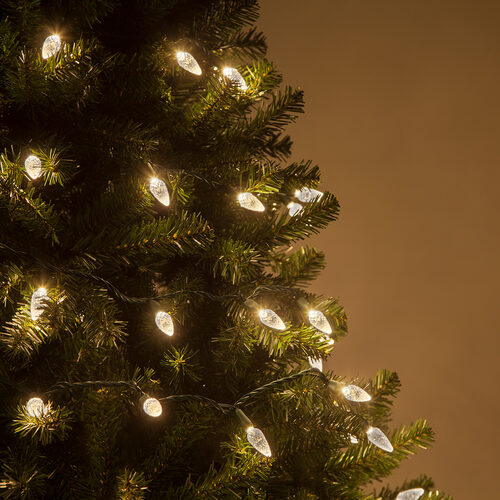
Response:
[396, 489, 425, 500]
[26, 397, 45, 417]
[42, 35, 61, 59]
[176, 51, 202, 75]
[308, 310, 332, 334]
[258, 309, 286, 330]
[366, 426, 393, 452]
[31, 288, 48, 321]
[246, 426, 271, 457]
[155, 311, 174, 336]
[223, 67, 247, 91]
[25, 155, 42, 179]
[341, 385, 371, 402]
[143, 397, 162, 417]
[150, 178, 170, 206]
[287, 202, 303, 216]
[308, 357, 322, 371]
[238, 192, 264, 212]
[295, 187, 323, 203]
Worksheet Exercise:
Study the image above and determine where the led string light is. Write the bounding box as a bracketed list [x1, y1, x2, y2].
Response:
[22, 369, 393, 459]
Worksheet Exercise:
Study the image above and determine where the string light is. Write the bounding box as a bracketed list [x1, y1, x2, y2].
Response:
[395, 488, 425, 500]
[238, 192, 265, 212]
[26, 397, 45, 417]
[176, 51, 202, 75]
[287, 201, 303, 216]
[258, 309, 286, 330]
[150, 178, 170, 206]
[366, 426, 393, 452]
[42, 35, 61, 59]
[222, 67, 247, 91]
[246, 426, 272, 457]
[30, 287, 48, 321]
[143, 397, 162, 417]
[308, 357, 322, 371]
[295, 187, 323, 203]
[341, 385, 371, 402]
[349, 434, 359, 444]
[155, 311, 174, 336]
[308, 310, 332, 334]
[24, 155, 42, 179]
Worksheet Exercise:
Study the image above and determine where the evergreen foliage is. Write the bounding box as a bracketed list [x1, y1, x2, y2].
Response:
[0, 1, 450, 498]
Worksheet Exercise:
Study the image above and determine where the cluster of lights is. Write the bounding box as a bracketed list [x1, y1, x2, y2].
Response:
[22, 34, 427, 488]
[175, 50, 247, 91]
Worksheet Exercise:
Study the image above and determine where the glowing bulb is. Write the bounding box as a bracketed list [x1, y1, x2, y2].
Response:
[341, 385, 371, 402]
[26, 397, 45, 417]
[24, 155, 42, 179]
[150, 178, 170, 206]
[238, 192, 264, 212]
[155, 311, 174, 336]
[31, 287, 48, 321]
[396, 488, 425, 500]
[258, 309, 286, 330]
[295, 187, 323, 203]
[143, 397, 162, 417]
[176, 51, 202, 75]
[42, 35, 61, 59]
[287, 202, 303, 216]
[246, 426, 271, 457]
[349, 434, 359, 444]
[223, 67, 247, 91]
[308, 310, 332, 334]
[308, 357, 322, 371]
[366, 426, 393, 452]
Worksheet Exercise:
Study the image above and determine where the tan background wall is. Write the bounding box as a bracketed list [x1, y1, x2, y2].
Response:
[260, 1, 500, 498]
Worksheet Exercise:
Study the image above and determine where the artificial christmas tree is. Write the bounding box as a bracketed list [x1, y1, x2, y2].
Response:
[0, 1, 451, 498]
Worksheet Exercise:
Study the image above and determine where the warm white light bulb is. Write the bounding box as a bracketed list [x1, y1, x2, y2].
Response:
[349, 434, 359, 444]
[246, 426, 271, 457]
[31, 287, 48, 321]
[341, 385, 371, 402]
[308, 310, 332, 334]
[150, 178, 170, 206]
[395, 489, 425, 500]
[143, 397, 162, 417]
[155, 311, 174, 336]
[366, 426, 393, 452]
[223, 67, 247, 91]
[287, 202, 303, 217]
[24, 155, 42, 179]
[176, 51, 202, 75]
[258, 309, 286, 330]
[295, 187, 323, 203]
[238, 192, 265, 212]
[323, 335, 335, 345]
[42, 35, 61, 59]
[26, 397, 45, 417]
[308, 357, 322, 371]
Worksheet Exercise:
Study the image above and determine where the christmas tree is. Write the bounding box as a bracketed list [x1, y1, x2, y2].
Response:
[0, 1, 451, 498]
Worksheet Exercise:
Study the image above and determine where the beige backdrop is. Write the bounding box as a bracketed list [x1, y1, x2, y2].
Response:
[260, 1, 500, 498]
